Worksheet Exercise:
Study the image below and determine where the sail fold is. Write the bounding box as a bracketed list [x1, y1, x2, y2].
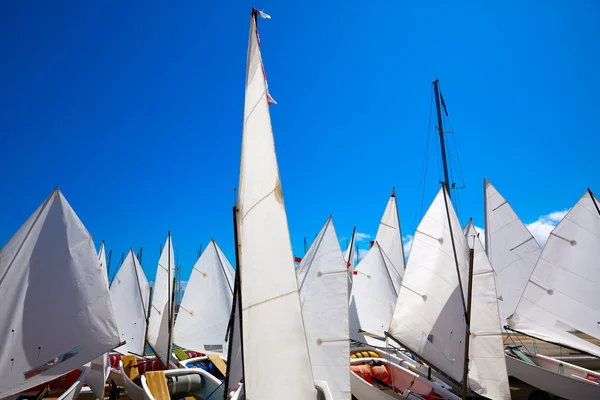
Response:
[0, 189, 120, 397]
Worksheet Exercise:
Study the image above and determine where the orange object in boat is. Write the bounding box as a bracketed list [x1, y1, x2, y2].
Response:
[351, 364, 373, 384]
[371, 364, 391, 384]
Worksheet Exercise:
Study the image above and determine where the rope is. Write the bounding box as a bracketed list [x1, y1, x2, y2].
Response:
[414, 87, 435, 230]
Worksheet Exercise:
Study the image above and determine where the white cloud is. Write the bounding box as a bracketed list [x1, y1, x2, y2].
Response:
[525, 209, 569, 247]
[402, 235, 413, 259]
[354, 232, 372, 242]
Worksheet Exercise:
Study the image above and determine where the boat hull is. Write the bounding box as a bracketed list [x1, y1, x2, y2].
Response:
[506, 353, 600, 400]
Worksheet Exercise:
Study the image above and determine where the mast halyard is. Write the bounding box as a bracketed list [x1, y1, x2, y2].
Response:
[433, 79, 451, 199]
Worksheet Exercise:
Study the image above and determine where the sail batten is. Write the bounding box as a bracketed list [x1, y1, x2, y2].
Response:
[0, 189, 120, 397]
[236, 9, 316, 399]
[508, 189, 600, 357]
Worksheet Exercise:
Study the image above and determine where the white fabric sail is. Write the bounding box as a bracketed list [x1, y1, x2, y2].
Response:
[174, 239, 234, 354]
[344, 227, 356, 294]
[110, 250, 151, 356]
[85, 242, 112, 399]
[484, 178, 541, 326]
[297, 217, 350, 400]
[0, 188, 120, 398]
[147, 233, 175, 367]
[508, 189, 600, 357]
[464, 221, 511, 400]
[388, 187, 470, 384]
[349, 242, 397, 346]
[236, 8, 316, 399]
[374, 188, 405, 292]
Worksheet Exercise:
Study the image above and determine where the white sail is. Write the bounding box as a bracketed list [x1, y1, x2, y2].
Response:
[86, 242, 112, 399]
[349, 242, 397, 346]
[86, 353, 110, 400]
[174, 239, 234, 354]
[388, 187, 470, 384]
[344, 228, 356, 294]
[110, 250, 151, 356]
[508, 189, 600, 357]
[374, 188, 405, 292]
[224, 273, 243, 396]
[484, 178, 541, 325]
[297, 217, 350, 400]
[0, 188, 120, 397]
[235, 8, 316, 399]
[464, 221, 511, 400]
[147, 233, 175, 367]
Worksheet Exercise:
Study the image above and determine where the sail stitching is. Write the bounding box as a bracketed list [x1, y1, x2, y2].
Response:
[240, 186, 277, 222]
[242, 289, 297, 311]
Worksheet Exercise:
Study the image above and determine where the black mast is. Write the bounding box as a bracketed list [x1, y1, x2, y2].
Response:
[433, 79, 451, 198]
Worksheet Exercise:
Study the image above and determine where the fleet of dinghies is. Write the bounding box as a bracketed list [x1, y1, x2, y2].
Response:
[3, 7, 600, 400]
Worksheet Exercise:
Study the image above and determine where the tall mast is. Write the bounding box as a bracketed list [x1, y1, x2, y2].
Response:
[433, 79, 451, 198]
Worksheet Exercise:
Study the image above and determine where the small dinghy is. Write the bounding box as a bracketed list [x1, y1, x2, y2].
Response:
[350, 358, 459, 400]
[141, 369, 223, 400]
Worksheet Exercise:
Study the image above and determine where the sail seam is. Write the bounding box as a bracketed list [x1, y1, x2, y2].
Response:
[240, 186, 277, 222]
[243, 289, 297, 311]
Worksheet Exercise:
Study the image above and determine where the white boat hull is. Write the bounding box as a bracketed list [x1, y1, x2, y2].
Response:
[506, 352, 600, 400]
[350, 358, 460, 400]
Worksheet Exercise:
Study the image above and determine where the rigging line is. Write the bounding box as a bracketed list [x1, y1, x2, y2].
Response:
[414, 86, 434, 230]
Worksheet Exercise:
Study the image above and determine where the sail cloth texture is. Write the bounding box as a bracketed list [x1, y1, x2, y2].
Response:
[388, 187, 470, 384]
[236, 9, 316, 400]
[174, 240, 234, 354]
[85, 243, 113, 399]
[147, 234, 175, 367]
[349, 242, 397, 346]
[484, 179, 541, 326]
[110, 250, 151, 356]
[297, 217, 351, 400]
[464, 222, 511, 400]
[0, 188, 120, 398]
[374, 189, 405, 292]
[508, 190, 600, 357]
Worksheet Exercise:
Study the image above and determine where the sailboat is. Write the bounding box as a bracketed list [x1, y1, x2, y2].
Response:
[221, 8, 333, 400]
[174, 239, 234, 357]
[344, 227, 357, 294]
[374, 80, 509, 400]
[349, 189, 404, 347]
[463, 221, 511, 400]
[0, 188, 120, 398]
[110, 249, 152, 357]
[297, 216, 351, 400]
[483, 178, 542, 326]
[503, 188, 600, 400]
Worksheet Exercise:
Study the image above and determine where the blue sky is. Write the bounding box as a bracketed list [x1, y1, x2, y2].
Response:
[1, 1, 598, 285]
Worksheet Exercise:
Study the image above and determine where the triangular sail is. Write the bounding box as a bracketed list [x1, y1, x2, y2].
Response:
[297, 217, 350, 400]
[464, 221, 511, 400]
[374, 188, 405, 292]
[86, 242, 112, 399]
[147, 233, 175, 367]
[0, 189, 120, 397]
[174, 240, 234, 354]
[484, 179, 541, 325]
[508, 189, 600, 357]
[235, 8, 316, 399]
[388, 187, 469, 384]
[349, 242, 397, 346]
[344, 227, 356, 294]
[110, 250, 151, 356]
